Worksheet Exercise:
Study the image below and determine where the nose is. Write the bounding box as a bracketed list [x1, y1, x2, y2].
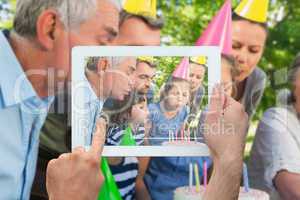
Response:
[235, 48, 247, 65]
[177, 95, 182, 102]
[145, 80, 151, 88]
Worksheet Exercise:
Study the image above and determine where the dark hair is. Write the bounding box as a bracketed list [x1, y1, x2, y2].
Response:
[109, 92, 147, 125]
[288, 53, 300, 104]
[232, 12, 268, 36]
[120, 10, 164, 30]
[86, 57, 100, 71]
[160, 77, 189, 101]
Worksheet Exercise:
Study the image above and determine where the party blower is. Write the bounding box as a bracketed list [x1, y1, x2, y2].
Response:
[98, 127, 136, 200]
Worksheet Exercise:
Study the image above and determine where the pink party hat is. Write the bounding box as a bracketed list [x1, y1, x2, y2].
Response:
[195, 0, 232, 55]
[172, 57, 189, 80]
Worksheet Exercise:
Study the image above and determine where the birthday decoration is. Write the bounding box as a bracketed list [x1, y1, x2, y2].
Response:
[123, 0, 157, 19]
[98, 158, 123, 200]
[195, 0, 232, 55]
[234, 0, 269, 23]
[190, 56, 207, 66]
[172, 57, 190, 80]
[138, 56, 156, 65]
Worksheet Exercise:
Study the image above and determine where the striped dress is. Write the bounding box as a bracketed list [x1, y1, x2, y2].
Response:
[105, 125, 145, 200]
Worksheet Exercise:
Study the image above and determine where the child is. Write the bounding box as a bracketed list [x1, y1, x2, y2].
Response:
[144, 76, 208, 200]
[105, 92, 150, 200]
[147, 77, 190, 145]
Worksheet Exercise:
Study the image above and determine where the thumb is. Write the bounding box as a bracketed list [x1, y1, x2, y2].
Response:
[89, 118, 106, 161]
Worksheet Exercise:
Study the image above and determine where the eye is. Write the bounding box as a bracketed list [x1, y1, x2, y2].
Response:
[233, 42, 242, 50]
[249, 47, 260, 54]
[127, 66, 135, 76]
[139, 75, 148, 79]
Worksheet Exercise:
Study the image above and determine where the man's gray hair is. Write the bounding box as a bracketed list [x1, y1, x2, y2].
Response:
[86, 56, 136, 71]
[13, 0, 121, 38]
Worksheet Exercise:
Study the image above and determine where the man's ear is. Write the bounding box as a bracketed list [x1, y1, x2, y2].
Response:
[97, 59, 110, 72]
[36, 9, 62, 50]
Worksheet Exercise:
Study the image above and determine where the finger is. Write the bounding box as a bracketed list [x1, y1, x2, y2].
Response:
[58, 153, 71, 160]
[46, 158, 58, 177]
[208, 84, 224, 116]
[223, 92, 238, 110]
[89, 118, 106, 161]
[73, 146, 86, 154]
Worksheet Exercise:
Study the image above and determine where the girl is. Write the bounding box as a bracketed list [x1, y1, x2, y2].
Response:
[147, 77, 190, 145]
[105, 92, 150, 200]
[144, 77, 204, 200]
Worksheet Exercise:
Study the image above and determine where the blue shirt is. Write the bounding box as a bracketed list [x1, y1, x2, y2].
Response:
[0, 31, 54, 199]
[147, 102, 188, 145]
[79, 73, 104, 146]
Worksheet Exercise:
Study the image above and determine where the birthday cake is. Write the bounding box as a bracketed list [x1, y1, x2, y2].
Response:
[173, 186, 269, 200]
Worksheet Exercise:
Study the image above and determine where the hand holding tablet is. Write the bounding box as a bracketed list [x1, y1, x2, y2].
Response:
[46, 118, 106, 200]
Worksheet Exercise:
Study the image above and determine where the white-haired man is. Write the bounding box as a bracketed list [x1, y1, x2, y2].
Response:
[0, 0, 121, 199]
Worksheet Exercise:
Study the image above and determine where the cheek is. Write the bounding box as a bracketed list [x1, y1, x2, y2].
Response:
[136, 78, 144, 85]
[248, 54, 262, 70]
[53, 37, 71, 72]
[103, 73, 113, 91]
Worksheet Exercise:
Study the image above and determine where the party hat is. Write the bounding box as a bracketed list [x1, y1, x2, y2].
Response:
[98, 158, 123, 200]
[120, 127, 136, 146]
[195, 0, 232, 55]
[234, 0, 269, 23]
[123, 0, 157, 19]
[190, 56, 207, 66]
[138, 56, 155, 64]
[172, 57, 189, 80]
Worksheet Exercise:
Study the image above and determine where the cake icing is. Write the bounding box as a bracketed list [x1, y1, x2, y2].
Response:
[174, 186, 270, 200]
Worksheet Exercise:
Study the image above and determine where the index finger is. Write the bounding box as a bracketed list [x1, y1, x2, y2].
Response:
[208, 84, 225, 116]
[89, 118, 106, 160]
